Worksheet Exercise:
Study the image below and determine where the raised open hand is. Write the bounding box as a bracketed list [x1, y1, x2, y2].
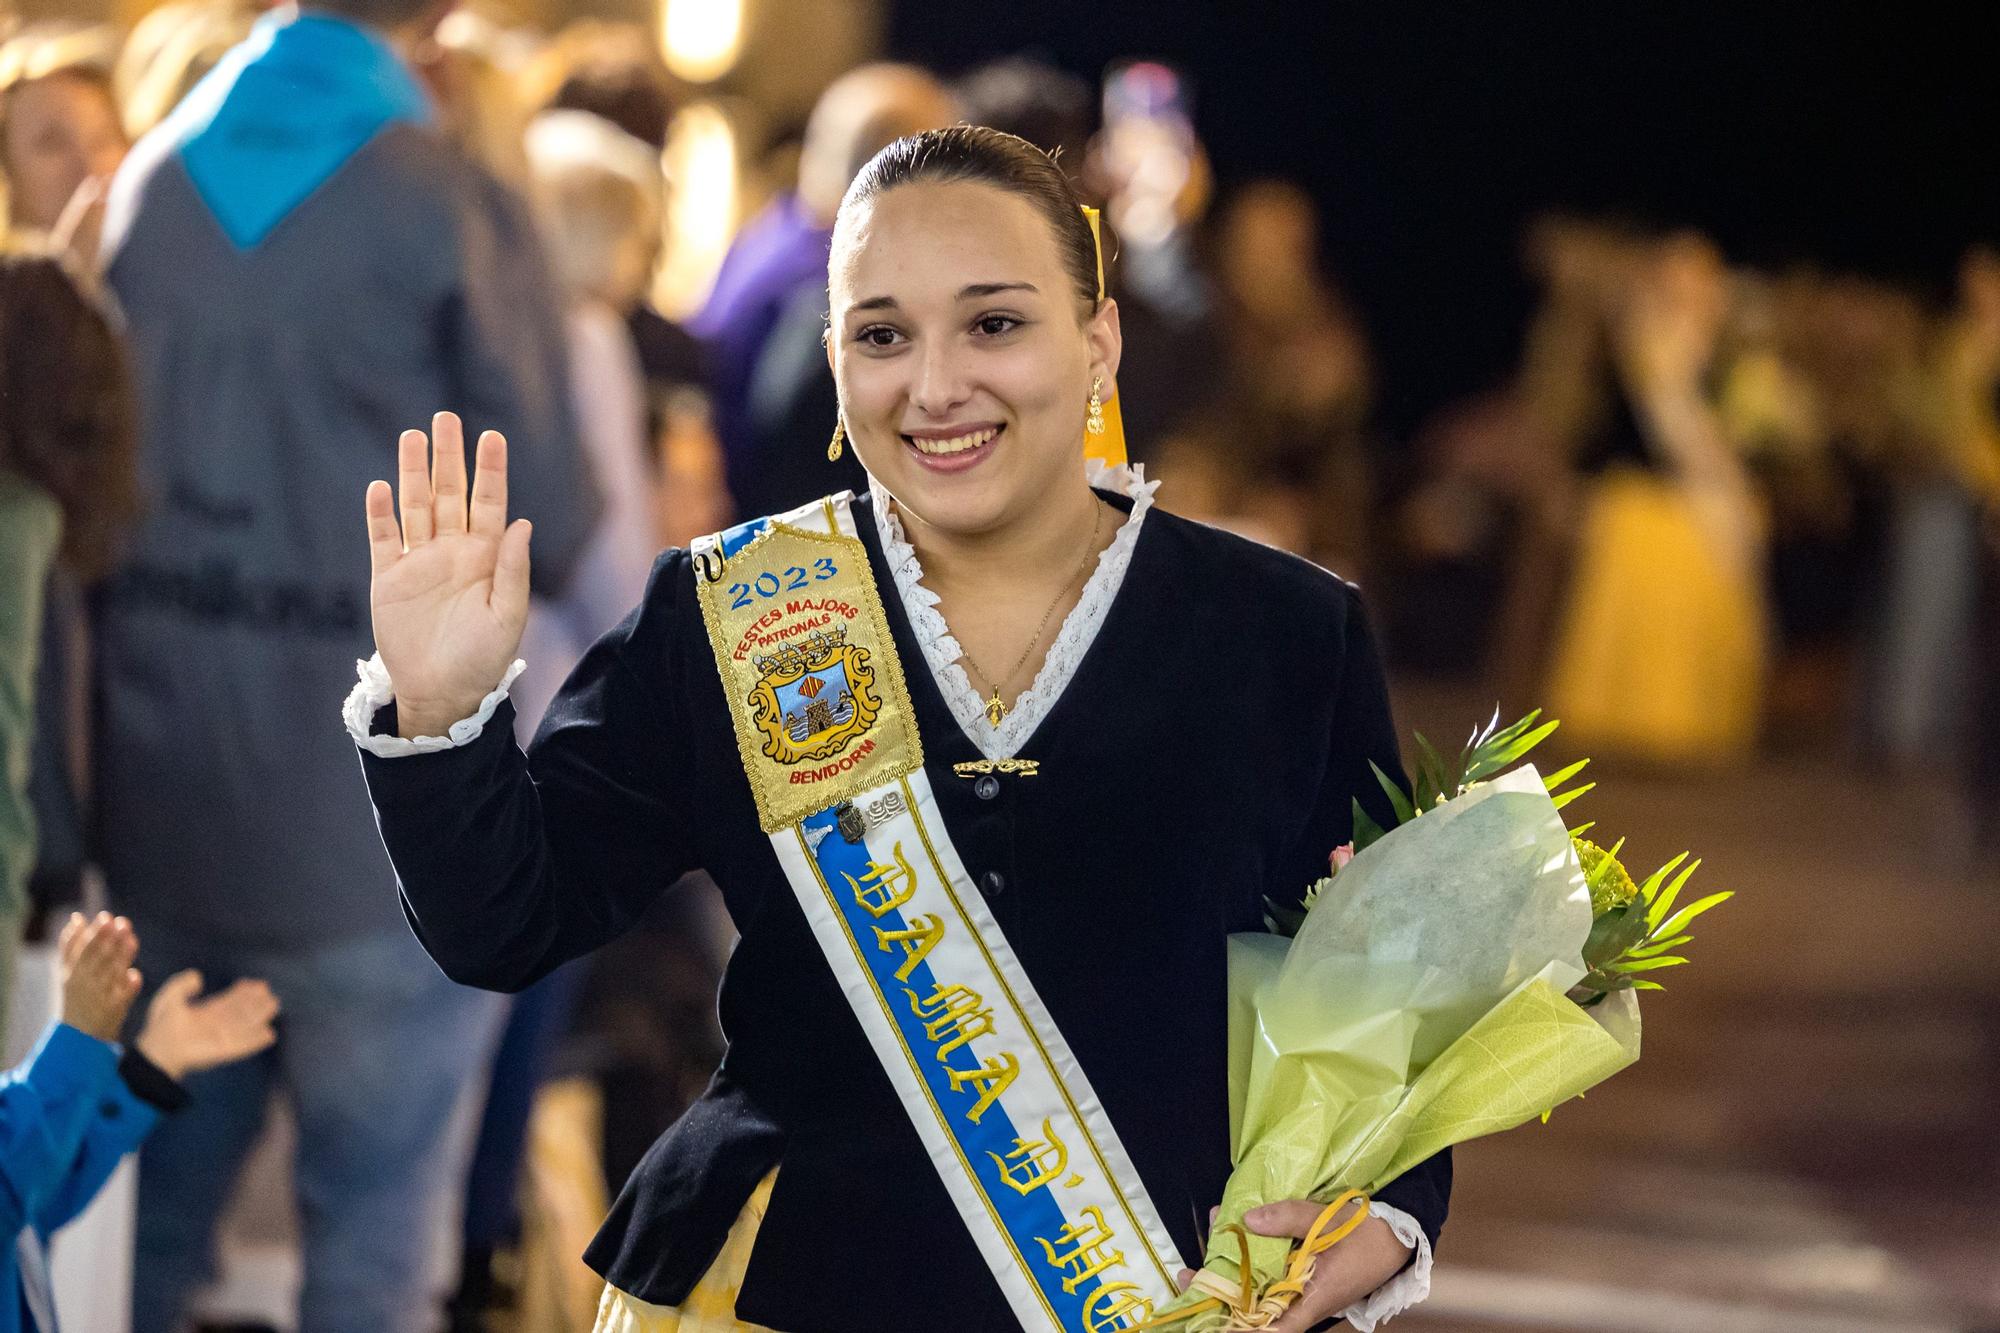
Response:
[365, 411, 532, 739]
[58, 911, 141, 1043]
[135, 971, 280, 1080]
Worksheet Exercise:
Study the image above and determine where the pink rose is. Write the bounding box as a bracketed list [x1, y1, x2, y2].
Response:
[1329, 843, 1354, 873]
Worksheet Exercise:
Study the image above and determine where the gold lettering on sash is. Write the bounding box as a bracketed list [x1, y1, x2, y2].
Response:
[946, 1052, 1019, 1123]
[903, 982, 1019, 1120]
[1035, 1208, 1126, 1296]
[904, 983, 995, 1059]
[845, 843, 917, 917]
[986, 1119, 1070, 1196]
[872, 914, 944, 982]
[1082, 1283, 1153, 1330]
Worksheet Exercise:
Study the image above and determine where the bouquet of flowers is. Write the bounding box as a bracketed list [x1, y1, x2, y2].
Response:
[1151, 712, 1731, 1331]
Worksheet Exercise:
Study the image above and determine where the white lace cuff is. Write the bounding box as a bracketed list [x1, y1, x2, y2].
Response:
[343, 653, 526, 758]
[1339, 1202, 1432, 1331]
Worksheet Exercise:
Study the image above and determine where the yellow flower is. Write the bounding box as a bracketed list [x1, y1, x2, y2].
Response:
[1573, 837, 1639, 915]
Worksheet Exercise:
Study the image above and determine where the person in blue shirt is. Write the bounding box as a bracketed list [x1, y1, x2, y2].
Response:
[1, 911, 277, 1332]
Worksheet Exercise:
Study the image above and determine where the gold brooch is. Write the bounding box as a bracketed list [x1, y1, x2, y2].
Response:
[951, 759, 1041, 778]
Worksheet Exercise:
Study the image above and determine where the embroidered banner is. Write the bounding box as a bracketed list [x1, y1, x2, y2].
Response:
[693, 497, 922, 831]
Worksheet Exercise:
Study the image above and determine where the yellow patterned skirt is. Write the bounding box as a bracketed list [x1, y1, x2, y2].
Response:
[592, 1171, 779, 1333]
[1545, 471, 1767, 763]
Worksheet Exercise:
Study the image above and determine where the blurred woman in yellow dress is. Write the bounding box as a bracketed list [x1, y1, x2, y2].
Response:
[1537, 231, 1768, 763]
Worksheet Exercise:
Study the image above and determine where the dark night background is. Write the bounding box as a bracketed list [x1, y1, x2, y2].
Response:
[889, 1, 1997, 438]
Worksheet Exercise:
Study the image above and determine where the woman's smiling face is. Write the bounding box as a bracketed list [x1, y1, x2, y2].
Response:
[828, 178, 1120, 539]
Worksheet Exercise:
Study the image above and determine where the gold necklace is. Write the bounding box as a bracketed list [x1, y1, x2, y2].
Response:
[958, 501, 1105, 727]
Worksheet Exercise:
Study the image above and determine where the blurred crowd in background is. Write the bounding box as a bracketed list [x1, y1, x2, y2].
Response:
[2, 2, 1997, 1331]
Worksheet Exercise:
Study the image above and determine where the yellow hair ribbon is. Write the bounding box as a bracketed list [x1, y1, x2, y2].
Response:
[1126, 1191, 1373, 1332]
[1082, 204, 1107, 303]
[1078, 204, 1128, 469]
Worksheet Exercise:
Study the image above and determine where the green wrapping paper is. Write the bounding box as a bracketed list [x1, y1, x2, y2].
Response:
[1162, 768, 1644, 1327]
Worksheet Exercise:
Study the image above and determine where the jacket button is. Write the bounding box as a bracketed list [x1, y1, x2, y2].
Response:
[981, 871, 1006, 897]
[974, 775, 1001, 801]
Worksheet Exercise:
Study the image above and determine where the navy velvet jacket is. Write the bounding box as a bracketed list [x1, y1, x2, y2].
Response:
[359, 492, 1450, 1331]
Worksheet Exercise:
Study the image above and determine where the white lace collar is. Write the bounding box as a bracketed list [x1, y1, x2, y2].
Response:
[870, 461, 1160, 760]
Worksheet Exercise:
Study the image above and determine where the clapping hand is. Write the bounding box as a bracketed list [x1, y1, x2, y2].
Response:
[364, 411, 532, 740]
[58, 912, 279, 1077]
[58, 912, 141, 1043]
[134, 971, 280, 1081]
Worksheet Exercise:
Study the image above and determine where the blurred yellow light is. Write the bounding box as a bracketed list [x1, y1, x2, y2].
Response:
[655, 100, 741, 320]
[661, 0, 746, 84]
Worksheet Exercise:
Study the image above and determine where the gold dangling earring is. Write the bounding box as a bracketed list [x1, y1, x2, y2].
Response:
[1085, 376, 1105, 437]
[827, 416, 846, 461]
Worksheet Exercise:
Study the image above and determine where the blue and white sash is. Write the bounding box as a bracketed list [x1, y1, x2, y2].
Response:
[692, 494, 1180, 1331]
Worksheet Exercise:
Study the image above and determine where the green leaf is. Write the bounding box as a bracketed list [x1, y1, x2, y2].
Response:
[1646, 858, 1702, 930]
[1415, 732, 1452, 806]
[1456, 710, 1498, 768]
[1628, 934, 1691, 956]
[1568, 820, 1597, 839]
[1629, 979, 1666, 991]
[1371, 761, 1416, 825]
[1611, 912, 1653, 957]
[1469, 719, 1561, 783]
[1613, 955, 1689, 972]
[1543, 759, 1591, 791]
[1582, 910, 1626, 966]
[1490, 708, 1542, 745]
[1473, 707, 1529, 750]
[1584, 838, 1628, 892]
[1351, 797, 1387, 853]
[1504, 715, 1562, 755]
[1582, 901, 1651, 969]
[1634, 852, 1690, 905]
[1604, 904, 1654, 959]
[1551, 782, 1597, 811]
[1653, 891, 1734, 941]
[1263, 899, 1307, 937]
[1460, 709, 1544, 784]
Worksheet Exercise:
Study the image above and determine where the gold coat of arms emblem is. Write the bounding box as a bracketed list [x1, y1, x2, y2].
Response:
[748, 626, 881, 764]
